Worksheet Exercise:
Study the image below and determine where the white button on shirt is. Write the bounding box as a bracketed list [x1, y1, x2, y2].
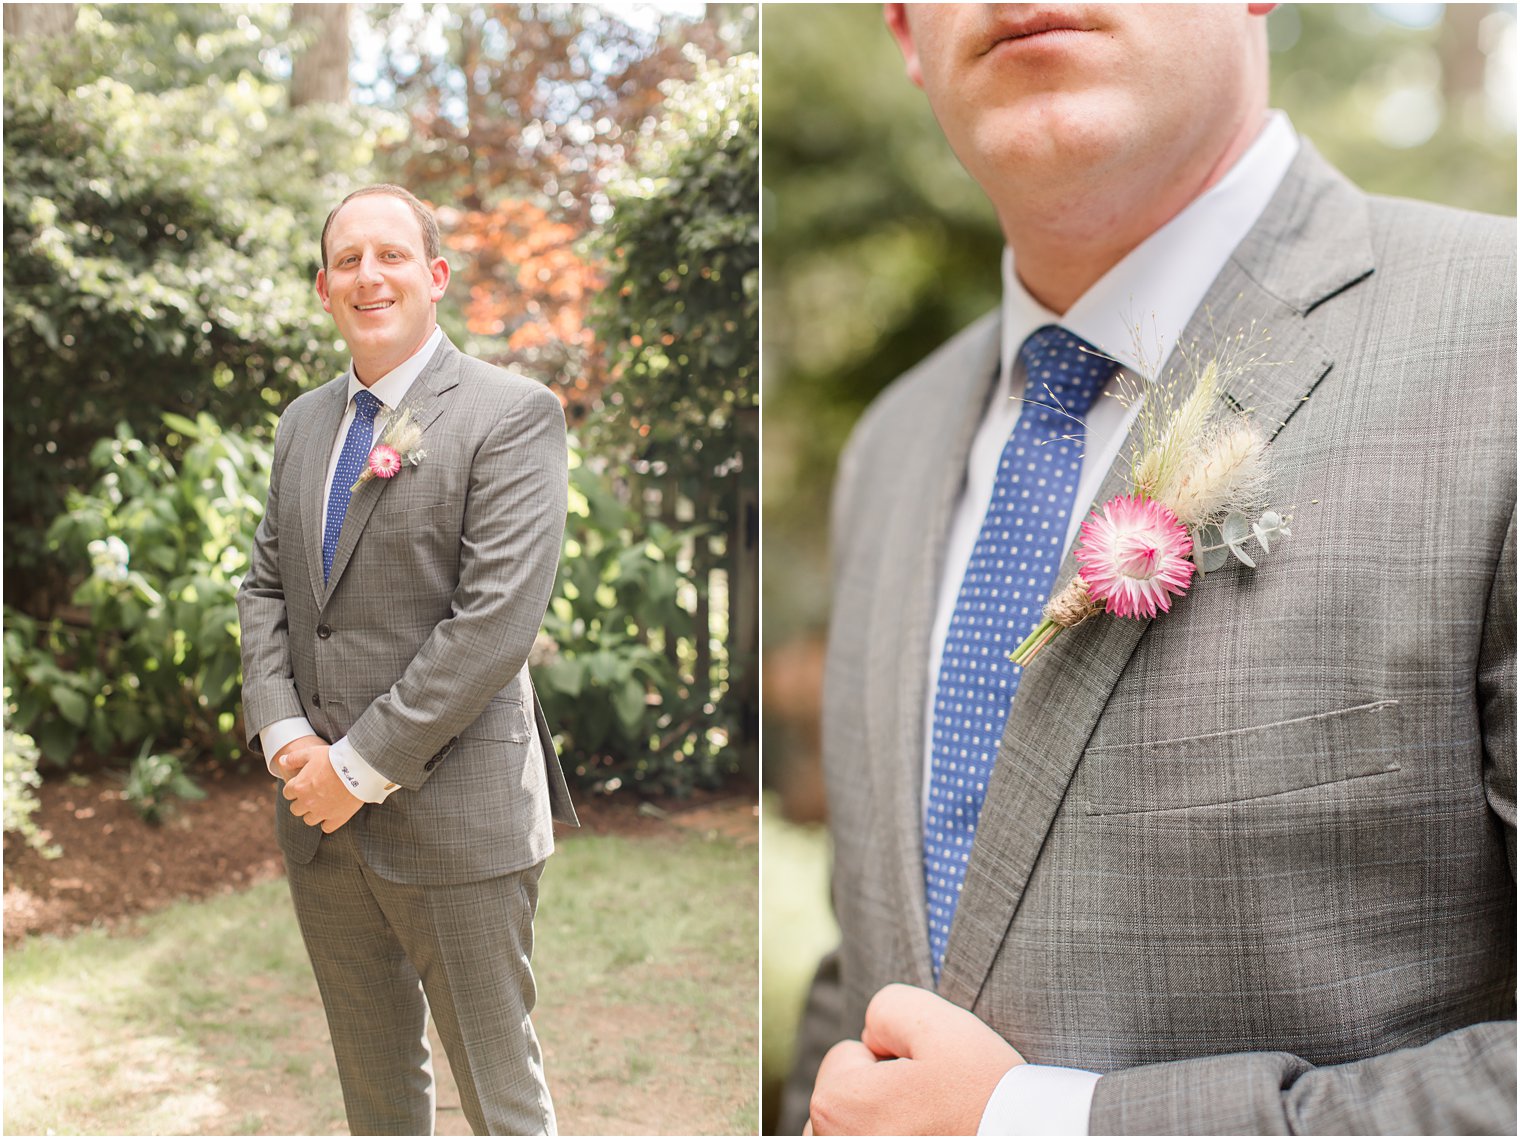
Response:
[259, 324, 445, 802]
[925, 113, 1301, 1136]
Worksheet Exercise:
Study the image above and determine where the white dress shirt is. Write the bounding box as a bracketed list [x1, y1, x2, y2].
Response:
[912, 113, 1301, 1136]
[259, 323, 445, 802]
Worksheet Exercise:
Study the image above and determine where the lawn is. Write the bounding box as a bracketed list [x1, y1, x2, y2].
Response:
[4, 828, 758, 1136]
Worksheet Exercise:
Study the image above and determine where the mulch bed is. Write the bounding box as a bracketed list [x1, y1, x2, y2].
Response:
[4, 766, 756, 947]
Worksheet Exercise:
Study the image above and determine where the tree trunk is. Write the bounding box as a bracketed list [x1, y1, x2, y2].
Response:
[3, 4, 77, 40]
[289, 4, 350, 108]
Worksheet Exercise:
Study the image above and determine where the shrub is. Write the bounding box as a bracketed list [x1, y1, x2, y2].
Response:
[535, 449, 740, 796]
[3, 708, 59, 858]
[4, 8, 391, 606]
[7, 414, 270, 767]
[120, 744, 205, 825]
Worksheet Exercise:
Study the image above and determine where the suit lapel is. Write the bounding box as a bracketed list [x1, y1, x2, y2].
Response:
[936, 142, 1376, 1009]
[865, 312, 1002, 989]
[320, 337, 461, 604]
[302, 376, 351, 605]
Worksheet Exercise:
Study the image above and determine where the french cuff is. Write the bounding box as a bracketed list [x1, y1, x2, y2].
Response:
[977, 1064, 1101, 1136]
[260, 717, 318, 778]
[326, 735, 401, 804]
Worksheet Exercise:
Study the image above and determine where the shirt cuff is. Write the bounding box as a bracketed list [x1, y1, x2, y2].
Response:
[977, 1064, 1101, 1136]
[326, 735, 401, 804]
[260, 717, 318, 778]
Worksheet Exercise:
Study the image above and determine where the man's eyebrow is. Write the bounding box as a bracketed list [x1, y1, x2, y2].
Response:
[330, 239, 414, 257]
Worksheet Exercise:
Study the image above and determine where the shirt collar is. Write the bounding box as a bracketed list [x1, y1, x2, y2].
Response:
[1000, 110, 1300, 390]
[345, 324, 444, 411]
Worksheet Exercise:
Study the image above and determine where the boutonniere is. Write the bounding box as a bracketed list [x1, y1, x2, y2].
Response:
[1011, 328, 1291, 666]
[351, 409, 428, 492]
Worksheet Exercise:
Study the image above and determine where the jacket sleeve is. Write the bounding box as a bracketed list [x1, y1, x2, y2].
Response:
[343, 382, 567, 789]
[1090, 512, 1517, 1136]
[236, 410, 308, 750]
[778, 948, 846, 1135]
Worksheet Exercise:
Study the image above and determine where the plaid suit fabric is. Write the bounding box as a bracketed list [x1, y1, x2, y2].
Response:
[238, 336, 575, 1134]
[781, 144, 1517, 1134]
[287, 827, 554, 1135]
[238, 337, 577, 884]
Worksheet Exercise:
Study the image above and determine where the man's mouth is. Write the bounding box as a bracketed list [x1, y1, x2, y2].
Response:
[982, 11, 1098, 53]
[354, 300, 394, 312]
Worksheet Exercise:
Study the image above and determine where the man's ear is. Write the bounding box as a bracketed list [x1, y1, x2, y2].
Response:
[884, 4, 925, 88]
[315, 267, 332, 313]
[428, 256, 450, 303]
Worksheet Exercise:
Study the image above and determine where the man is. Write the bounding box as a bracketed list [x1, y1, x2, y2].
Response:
[237, 184, 577, 1135]
[784, 5, 1515, 1134]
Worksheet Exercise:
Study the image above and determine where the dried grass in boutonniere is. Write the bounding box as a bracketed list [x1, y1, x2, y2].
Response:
[1011, 323, 1292, 666]
[352, 409, 428, 492]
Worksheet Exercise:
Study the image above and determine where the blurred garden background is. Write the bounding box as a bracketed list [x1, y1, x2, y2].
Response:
[759, 3, 1518, 1132]
[4, 3, 757, 1134]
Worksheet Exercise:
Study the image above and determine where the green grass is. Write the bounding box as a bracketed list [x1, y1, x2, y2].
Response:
[5, 829, 758, 1136]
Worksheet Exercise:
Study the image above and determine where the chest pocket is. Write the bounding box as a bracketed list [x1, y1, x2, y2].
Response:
[1083, 699, 1404, 815]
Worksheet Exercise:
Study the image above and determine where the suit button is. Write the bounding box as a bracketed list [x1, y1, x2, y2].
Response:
[317, 624, 332, 639]
[311, 693, 321, 707]
[424, 757, 439, 770]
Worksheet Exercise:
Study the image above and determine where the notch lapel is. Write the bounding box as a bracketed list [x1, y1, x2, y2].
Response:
[319, 340, 461, 604]
[301, 377, 351, 606]
[936, 142, 1375, 1008]
[864, 312, 1002, 989]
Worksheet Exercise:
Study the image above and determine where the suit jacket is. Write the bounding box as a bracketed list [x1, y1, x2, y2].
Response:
[783, 143, 1516, 1133]
[237, 334, 577, 887]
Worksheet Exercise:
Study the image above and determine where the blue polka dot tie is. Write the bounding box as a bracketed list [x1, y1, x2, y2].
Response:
[924, 325, 1116, 977]
[322, 389, 383, 582]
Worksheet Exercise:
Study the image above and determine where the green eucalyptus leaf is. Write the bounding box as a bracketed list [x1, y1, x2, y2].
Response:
[1229, 543, 1258, 569]
[1192, 524, 1228, 573]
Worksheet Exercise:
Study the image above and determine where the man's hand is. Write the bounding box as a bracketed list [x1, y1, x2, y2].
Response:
[280, 743, 364, 833]
[808, 983, 1024, 1136]
[270, 734, 323, 782]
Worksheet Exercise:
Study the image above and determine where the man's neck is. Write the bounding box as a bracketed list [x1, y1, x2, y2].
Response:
[999, 109, 1268, 315]
[352, 321, 439, 388]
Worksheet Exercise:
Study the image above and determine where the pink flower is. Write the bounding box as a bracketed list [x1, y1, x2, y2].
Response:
[1075, 495, 1195, 619]
[367, 444, 403, 480]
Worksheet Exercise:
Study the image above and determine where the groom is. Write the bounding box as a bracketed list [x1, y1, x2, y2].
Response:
[237, 184, 577, 1135]
[787, 4, 1515, 1135]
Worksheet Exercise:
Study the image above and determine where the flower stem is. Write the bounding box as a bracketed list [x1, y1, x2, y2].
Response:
[1009, 619, 1061, 667]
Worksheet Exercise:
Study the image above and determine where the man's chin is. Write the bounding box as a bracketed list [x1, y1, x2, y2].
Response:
[965, 94, 1138, 177]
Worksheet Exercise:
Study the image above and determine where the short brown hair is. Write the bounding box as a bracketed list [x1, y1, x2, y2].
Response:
[320, 184, 441, 270]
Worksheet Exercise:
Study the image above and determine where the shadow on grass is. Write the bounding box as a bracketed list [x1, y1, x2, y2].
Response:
[5, 829, 757, 1136]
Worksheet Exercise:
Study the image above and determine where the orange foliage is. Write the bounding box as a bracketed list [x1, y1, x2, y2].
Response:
[443, 199, 611, 422]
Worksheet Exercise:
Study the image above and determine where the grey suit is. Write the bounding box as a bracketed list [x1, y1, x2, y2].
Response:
[784, 143, 1516, 1134]
[238, 334, 577, 1134]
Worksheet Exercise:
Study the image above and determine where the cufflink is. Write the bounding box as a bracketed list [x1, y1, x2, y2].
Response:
[383, 781, 398, 791]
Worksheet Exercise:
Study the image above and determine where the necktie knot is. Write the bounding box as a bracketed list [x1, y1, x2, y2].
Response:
[353, 389, 383, 421]
[1017, 324, 1115, 421]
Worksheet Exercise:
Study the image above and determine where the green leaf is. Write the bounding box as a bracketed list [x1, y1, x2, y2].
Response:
[613, 678, 647, 735]
[51, 685, 89, 726]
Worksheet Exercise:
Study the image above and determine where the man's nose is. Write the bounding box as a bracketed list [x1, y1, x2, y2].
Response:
[356, 251, 384, 284]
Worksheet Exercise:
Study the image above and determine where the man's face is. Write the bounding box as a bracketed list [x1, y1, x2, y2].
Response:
[885, 4, 1265, 197]
[316, 194, 449, 380]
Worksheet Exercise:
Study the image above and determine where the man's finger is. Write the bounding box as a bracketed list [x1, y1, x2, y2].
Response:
[816, 1038, 878, 1080]
[810, 1039, 881, 1135]
[860, 982, 957, 1060]
[277, 754, 309, 779]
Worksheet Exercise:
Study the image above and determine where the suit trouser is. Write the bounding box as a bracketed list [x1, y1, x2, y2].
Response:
[284, 824, 555, 1136]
